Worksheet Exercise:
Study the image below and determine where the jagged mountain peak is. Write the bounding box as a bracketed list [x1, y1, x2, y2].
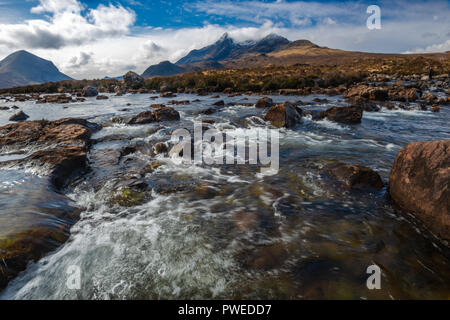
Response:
[218, 32, 231, 42]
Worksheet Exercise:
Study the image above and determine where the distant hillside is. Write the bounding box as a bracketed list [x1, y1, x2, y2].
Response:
[0, 50, 73, 89]
[142, 61, 187, 78]
[142, 59, 224, 78]
[142, 32, 450, 79]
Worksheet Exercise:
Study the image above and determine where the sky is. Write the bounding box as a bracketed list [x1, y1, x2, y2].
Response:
[0, 0, 448, 79]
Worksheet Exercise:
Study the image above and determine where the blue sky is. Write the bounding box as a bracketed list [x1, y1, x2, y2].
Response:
[0, 0, 448, 78]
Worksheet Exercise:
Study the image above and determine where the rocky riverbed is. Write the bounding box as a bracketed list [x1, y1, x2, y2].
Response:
[0, 76, 449, 299]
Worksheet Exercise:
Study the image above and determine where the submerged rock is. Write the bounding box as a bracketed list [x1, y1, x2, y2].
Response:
[264, 102, 303, 128]
[321, 163, 384, 190]
[319, 105, 363, 124]
[389, 140, 450, 240]
[9, 111, 29, 122]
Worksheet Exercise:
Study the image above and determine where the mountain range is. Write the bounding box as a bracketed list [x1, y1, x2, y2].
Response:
[0, 50, 72, 89]
[142, 33, 292, 77]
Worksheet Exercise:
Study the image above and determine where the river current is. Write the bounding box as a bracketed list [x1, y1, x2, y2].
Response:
[0, 92, 449, 299]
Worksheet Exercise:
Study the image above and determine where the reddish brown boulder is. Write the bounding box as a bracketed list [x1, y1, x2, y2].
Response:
[264, 102, 302, 128]
[319, 105, 363, 124]
[322, 163, 384, 190]
[389, 140, 450, 240]
[255, 97, 274, 109]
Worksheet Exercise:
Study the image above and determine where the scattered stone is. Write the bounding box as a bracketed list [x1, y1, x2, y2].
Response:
[160, 92, 176, 98]
[152, 142, 168, 155]
[96, 95, 109, 100]
[168, 100, 190, 105]
[9, 111, 29, 122]
[255, 97, 274, 109]
[36, 94, 73, 104]
[430, 105, 441, 113]
[114, 86, 125, 95]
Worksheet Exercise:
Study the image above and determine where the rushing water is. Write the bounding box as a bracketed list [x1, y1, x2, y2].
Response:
[0, 92, 449, 299]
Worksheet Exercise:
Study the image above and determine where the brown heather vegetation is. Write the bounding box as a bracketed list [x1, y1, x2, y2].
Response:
[1, 54, 449, 95]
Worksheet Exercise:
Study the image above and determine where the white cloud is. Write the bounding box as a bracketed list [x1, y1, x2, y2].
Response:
[405, 40, 450, 53]
[31, 0, 84, 15]
[0, 0, 136, 49]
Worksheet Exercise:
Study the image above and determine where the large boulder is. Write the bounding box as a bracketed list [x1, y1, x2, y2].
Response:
[264, 102, 302, 128]
[322, 163, 384, 190]
[255, 97, 275, 109]
[319, 106, 363, 124]
[123, 71, 145, 89]
[389, 140, 450, 240]
[82, 86, 98, 97]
